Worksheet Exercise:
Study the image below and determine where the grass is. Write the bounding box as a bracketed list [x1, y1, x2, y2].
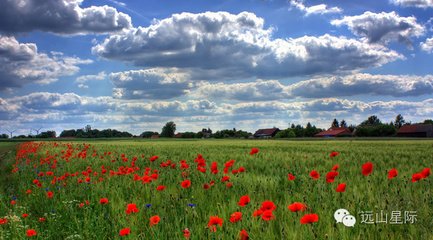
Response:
[0, 139, 432, 239]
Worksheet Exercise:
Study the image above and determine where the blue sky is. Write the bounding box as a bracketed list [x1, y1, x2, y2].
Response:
[0, 0, 432, 135]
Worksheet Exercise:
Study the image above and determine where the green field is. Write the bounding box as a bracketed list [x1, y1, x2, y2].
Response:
[0, 139, 432, 239]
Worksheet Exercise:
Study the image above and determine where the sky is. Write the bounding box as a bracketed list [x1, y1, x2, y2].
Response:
[0, 0, 432, 136]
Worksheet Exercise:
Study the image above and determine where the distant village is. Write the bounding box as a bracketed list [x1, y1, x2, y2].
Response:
[1, 114, 432, 140]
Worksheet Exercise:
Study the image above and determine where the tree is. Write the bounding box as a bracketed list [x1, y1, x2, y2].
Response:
[275, 129, 296, 138]
[423, 119, 433, 124]
[340, 120, 347, 128]
[85, 125, 92, 133]
[331, 119, 339, 128]
[0, 134, 9, 139]
[361, 115, 381, 126]
[394, 114, 405, 128]
[140, 131, 158, 138]
[161, 122, 176, 137]
[37, 131, 56, 138]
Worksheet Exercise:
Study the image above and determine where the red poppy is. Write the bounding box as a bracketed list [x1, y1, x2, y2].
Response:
[125, 203, 139, 214]
[300, 213, 319, 224]
[0, 218, 8, 225]
[421, 168, 431, 178]
[47, 191, 54, 198]
[26, 189, 32, 194]
[38, 218, 46, 222]
[150, 215, 160, 226]
[288, 202, 307, 212]
[260, 200, 276, 211]
[150, 156, 159, 162]
[207, 216, 223, 232]
[239, 229, 249, 240]
[288, 173, 296, 181]
[252, 209, 263, 217]
[221, 176, 230, 182]
[183, 228, 190, 239]
[336, 183, 346, 192]
[119, 228, 131, 236]
[388, 168, 398, 179]
[26, 229, 37, 237]
[22, 213, 29, 218]
[249, 148, 259, 155]
[310, 170, 320, 180]
[331, 164, 339, 171]
[412, 173, 423, 182]
[238, 195, 250, 207]
[226, 182, 233, 188]
[261, 210, 275, 221]
[181, 179, 191, 188]
[203, 183, 210, 190]
[99, 198, 109, 204]
[362, 162, 373, 176]
[229, 212, 242, 223]
[325, 171, 339, 183]
[156, 185, 166, 191]
[329, 151, 339, 158]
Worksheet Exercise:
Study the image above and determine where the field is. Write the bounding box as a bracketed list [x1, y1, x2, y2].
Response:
[0, 139, 432, 239]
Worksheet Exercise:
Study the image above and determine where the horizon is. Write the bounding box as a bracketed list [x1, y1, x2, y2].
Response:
[1, 0, 432, 136]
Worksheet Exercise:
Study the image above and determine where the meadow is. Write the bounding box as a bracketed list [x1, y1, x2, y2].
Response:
[0, 139, 432, 239]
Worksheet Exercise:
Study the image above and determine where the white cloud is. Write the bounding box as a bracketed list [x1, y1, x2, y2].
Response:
[93, 11, 402, 80]
[420, 37, 433, 53]
[0, 0, 132, 35]
[290, 0, 342, 16]
[0, 36, 92, 90]
[331, 11, 425, 47]
[390, 0, 433, 8]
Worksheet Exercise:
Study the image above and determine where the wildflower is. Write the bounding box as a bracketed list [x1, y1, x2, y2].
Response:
[181, 179, 191, 189]
[230, 212, 242, 223]
[412, 173, 423, 182]
[207, 216, 223, 232]
[238, 195, 250, 207]
[362, 162, 373, 176]
[47, 191, 54, 198]
[26, 229, 37, 237]
[239, 229, 249, 240]
[119, 228, 131, 236]
[288, 173, 296, 181]
[149, 215, 160, 226]
[288, 202, 307, 212]
[261, 210, 275, 221]
[125, 203, 139, 214]
[183, 228, 190, 239]
[249, 148, 259, 155]
[329, 151, 339, 158]
[421, 168, 431, 178]
[156, 185, 166, 191]
[99, 198, 109, 204]
[0, 218, 7, 225]
[336, 183, 346, 192]
[325, 171, 339, 183]
[388, 169, 398, 179]
[310, 170, 320, 180]
[150, 156, 159, 162]
[260, 200, 276, 211]
[300, 213, 319, 224]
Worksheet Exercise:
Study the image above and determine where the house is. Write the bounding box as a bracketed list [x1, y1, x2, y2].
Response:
[174, 133, 183, 138]
[150, 134, 160, 139]
[315, 127, 352, 137]
[253, 128, 280, 138]
[397, 124, 433, 137]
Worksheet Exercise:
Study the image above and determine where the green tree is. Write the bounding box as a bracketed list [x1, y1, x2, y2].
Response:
[340, 119, 347, 128]
[361, 115, 382, 126]
[394, 114, 405, 128]
[331, 119, 339, 128]
[423, 119, 433, 124]
[161, 122, 176, 137]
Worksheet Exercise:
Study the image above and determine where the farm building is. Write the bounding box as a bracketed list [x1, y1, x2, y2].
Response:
[396, 124, 433, 137]
[150, 134, 160, 139]
[253, 128, 280, 138]
[174, 133, 183, 138]
[315, 127, 352, 137]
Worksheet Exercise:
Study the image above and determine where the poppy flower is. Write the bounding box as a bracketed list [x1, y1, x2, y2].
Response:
[150, 215, 160, 226]
[253, 209, 263, 217]
[421, 168, 431, 178]
[261, 210, 275, 221]
[119, 228, 131, 236]
[181, 179, 191, 189]
[226, 182, 233, 188]
[22, 213, 29, 218]
[26, 229, 37, 237]
[300, 213, 319, 224]
[0, 218, 8, 225]
[38, 218, 46, 222]
[388, 169, 398, 179]
[325, 171, 339, 183]
[287, 173, 296, 181]
[238, 195, 250, 207]
[336, 183, 346, 192]
[239, 229, 249, 240]
[331, 164, 339, 171]
[47, 191, 54, 198]
[183, 228, 190, 239]
[207, 216, 223, 232]
[260, 200, 276, 212]
[221, 176, 230, 182]
[412, 173, 423, 182]
[229, 212, 242, 223]
[329, 151, 339, 158]
[156, 185, 166, 191]
[249, 148, 259, 155]
[26, 189, 32, 194]
[362, 162, 373, 176]
[99, 198, 109, 204]
[125, 203, 139, 214]
[203, 183, 210, 190]
[288, 202, 307, 212]
[310, 170, 320, 180]
[150, 156, 159, 162]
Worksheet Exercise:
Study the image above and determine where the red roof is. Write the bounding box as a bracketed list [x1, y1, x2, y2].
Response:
[315, 127, 351, 137]
[397, 124, 433, 133]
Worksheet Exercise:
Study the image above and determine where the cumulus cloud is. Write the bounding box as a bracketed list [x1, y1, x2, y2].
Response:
[192, 73, 433, 101]
[0, 36, 92, 90]
[93, 11, 402, 80]
[110, 69, 193, 99]
[0, 0, 132, 35]
[290, 0, 342, 16]
[76, 71, 107, 88]
[331, 11, 425, 46]
[390, 0, 433, 8]
[420, 37, 433, 53]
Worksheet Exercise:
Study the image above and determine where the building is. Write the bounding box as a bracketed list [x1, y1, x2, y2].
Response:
[315, 127, 352, 137]
[397, 124, 433, 137]
[150, 134, 160, 139]
[253, 128, 280, 138]
[174, 133, 183, 138]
